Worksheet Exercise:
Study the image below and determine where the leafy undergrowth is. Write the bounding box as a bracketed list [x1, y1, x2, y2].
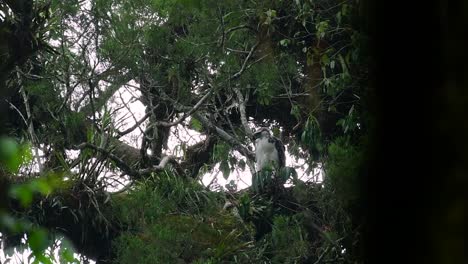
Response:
[112, 172, 251, 263]
[111, 152, 363, 264]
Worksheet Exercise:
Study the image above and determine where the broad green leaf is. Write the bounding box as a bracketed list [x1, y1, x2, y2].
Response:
[30, 179, 52, 196]
[9, 185, 33, 207]
[0, 137, 22, 172]
[28, 228, 49, 253]
[32, 254, 53, 264]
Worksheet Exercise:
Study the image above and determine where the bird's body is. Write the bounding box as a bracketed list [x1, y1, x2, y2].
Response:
[255, 136, 280, 171]
[254, 128, 285, 171]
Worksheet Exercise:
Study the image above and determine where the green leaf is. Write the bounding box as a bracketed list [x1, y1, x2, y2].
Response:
[264, 9, 277, 25]
[190, 117, 203, 132]
[338, 54, 349, 74]
[321, 54, 330, 65]
[9, 185, 33, 207]
[30, 179, 52, 196]
[279, 39, 290, 47]
[28, 228, 49, 253]
[32, 253, 53, 264]
[220, 160, 230, 180]
[272, 127, 280, 138]
[316, 21, 329, 39]
[60, 247, 78, 263]
[336, 11, 342, 24]
[266, 9, 277, 18]
[213, 143, 229, 162]
[0, 137, 22, 172]
[291, 104, 301, 120]
[300, 131, 307, 144]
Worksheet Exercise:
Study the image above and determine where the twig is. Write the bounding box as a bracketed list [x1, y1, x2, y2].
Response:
[230, 41, 259, 80]
[7, 100, 28, 126]
[193, 113, 255, 161]
[138, 155, 177, 175]
[117, 112, 151, 137]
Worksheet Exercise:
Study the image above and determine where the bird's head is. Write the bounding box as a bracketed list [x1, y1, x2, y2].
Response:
[253, 127, 271, 140]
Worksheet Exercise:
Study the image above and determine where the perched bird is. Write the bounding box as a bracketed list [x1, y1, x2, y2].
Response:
[253, 127, 286, 171]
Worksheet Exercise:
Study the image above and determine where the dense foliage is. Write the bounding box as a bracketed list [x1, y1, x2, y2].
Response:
[0, 0, 369, 263]
[111, 170, 361, 263]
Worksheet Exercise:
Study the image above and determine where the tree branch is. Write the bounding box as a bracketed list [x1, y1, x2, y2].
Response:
[117, 112, 151, 137]
[193, 113, 255, 161]
[157, 89, 255, 162]
[138, 155, 177, 175]
[118, 86, 213, 137]
[230, 41, 260, 80]
[79, 76, 132, 116]
[152, 88, 213, 127]
[233, 87, 252, 138]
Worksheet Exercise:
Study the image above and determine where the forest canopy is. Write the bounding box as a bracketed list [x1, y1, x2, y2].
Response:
[0, 0, 370, 263]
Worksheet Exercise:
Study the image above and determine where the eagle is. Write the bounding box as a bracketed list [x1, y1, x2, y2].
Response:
[253, 127, 286, 171]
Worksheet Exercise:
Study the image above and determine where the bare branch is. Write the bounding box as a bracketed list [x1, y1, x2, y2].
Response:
[138, 155, 177, 175]
[233, 87, 252, 138]
[117, 88, 213, 137]
[219, 23, 256, 49]
[193, 113, 255, 161]
[117, 112, 151, 137]
[7, 100, 28, 126]
[230, 41, 260, 80]
[157, 88, 255, 162]
[153, 88, 213, 127]
[225, 25, 255, 35]
[225, 48, 251, 54]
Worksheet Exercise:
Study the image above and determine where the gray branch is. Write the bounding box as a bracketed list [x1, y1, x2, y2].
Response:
[138, 155, 177, 175]
[230, 41, 259, 80]
[118, 88, 213, 137]
[233, 87, 252, 138]
[193, 113, 255, 161]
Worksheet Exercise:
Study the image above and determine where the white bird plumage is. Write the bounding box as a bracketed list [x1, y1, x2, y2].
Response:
[253, 127, 286, 172]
